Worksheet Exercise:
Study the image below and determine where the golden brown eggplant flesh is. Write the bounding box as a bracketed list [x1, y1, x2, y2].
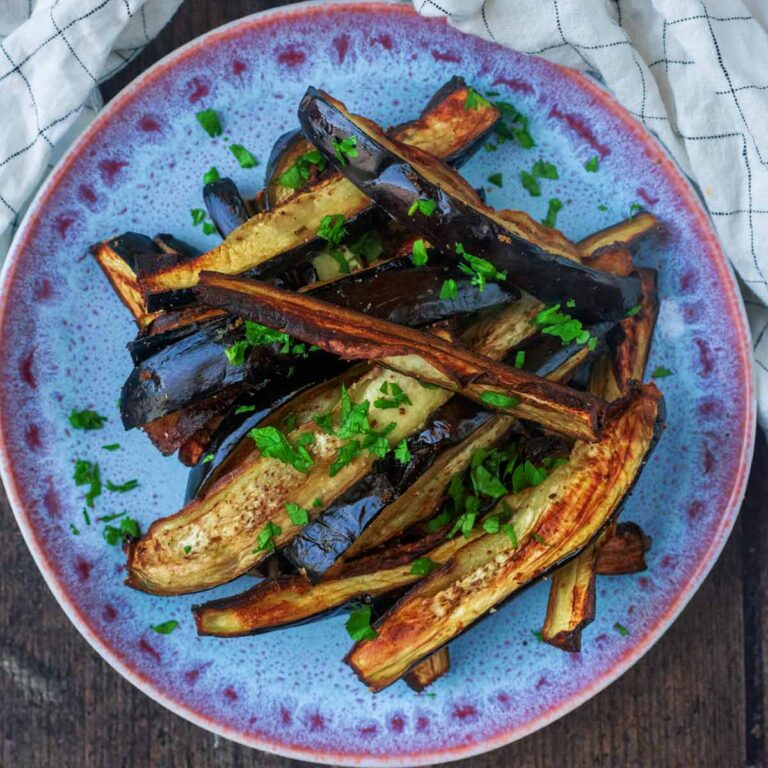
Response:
[297, 87, 642, 323]
[595, 521, 652, 575]
[126, 301, 541, 595]
[405, 649, 451, 692]
[196, 273, 605, 441]
[345, 384, 663, 691]
[140, 80, 500, 295]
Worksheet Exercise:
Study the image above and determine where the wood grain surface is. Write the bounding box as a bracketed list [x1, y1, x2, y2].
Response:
[1, 2, 763, 766]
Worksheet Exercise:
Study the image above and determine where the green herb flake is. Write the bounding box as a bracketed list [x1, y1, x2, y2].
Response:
[332, 135, 359, 166]
[531, 532, 547, 545]
[408, 198, 437, 217]
[183, 545, 192, 555]
[202, 221, 217, 236]
[424, 509, 453, 534]
[482, 516, 501, 535]
[345, 604, 378, 641]
[82, 508, 91, 526]
[651, 366, 673, 379]
[480, 391, 520, 409]
[597, 203, 609, 212]
[447, 498, 479, 539]
[234, 404, 257, 415]
[349, 231, 384, 264]
[629, 202, 643, 216]
[312, 497, 323, 508]
[542, 198, 564, 228]
[514, 350, 526, 369]
[520, 170, 541, 197]
[501, 522, 518, 547]
[534, 303, 596, 348]
[484, 142, 497, 152]
[532, 160, 559, 180]
[410, 556, 439, 576]
[439, 278, 458, 301]
[456, 242, 506, 292]
[374, 381, 411, 410]
[69, 523, 80, 535]
[511, 460, 548, 494]
[531, 629, 544, 642]
[73, 459, 101, 508]
[330, 439, 362, 477]
[464, 86, 491, 111]
[103, 516, 140, 546]
[249, 426, 314, 473]
[585, 155, 599, 172]
[68, 409, 107, 430]
[627, 304, 642, 317]
[106, 478, 138, 493]
[614, 621, 630, 637]
[151, 619, 179, 635]
[394, 439, 411, 465]
[317, 214, 347, 248]
[201, 453, 214, 465]
[196, 109, 222, 137]
[101, 443, 120, 451]
[277, 148, 328, 190]
[488, 173, 503, 188]
[285, 502, 309, 527]
[409, 237, 430, 267]
[203, 166, 220, 185]
[229, 143, 259, 169]
[253, 520, 282, 553]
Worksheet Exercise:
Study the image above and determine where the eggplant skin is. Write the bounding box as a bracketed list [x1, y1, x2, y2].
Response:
[298, 87, 643, 323]
[345, 384, 664, 691]
[203, 178, 250, 237]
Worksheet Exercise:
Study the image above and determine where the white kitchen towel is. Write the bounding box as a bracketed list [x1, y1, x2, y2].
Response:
[415, 0, 768, 428]
[0, 0, 182, 256]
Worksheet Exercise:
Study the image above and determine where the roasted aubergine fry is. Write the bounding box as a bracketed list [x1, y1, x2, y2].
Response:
[140, 79, 499, 294]
[196, 273, 606, 441]
[126, 300, 542, 595]
[345, 384, 663, 691]
[405, 649, 450, 692]
[297, 87, 642, 322]
[595, 522, 652, 575]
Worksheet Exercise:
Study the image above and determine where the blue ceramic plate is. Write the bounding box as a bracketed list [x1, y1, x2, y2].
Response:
[0, 2, 755, 764]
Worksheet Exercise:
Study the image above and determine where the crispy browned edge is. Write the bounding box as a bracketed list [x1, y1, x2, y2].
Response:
[595, 521, 652, 575]
[404, 649, 451, 692]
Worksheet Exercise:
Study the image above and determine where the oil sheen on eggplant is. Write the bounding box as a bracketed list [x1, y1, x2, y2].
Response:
[297, 87, 642, 323]
[282, 398, 493, 580]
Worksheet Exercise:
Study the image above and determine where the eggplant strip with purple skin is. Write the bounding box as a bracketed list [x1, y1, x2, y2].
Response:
[297, 88, 643, 323]
[126, 299, 552, 595]
[540, 268, 658, 651]
[195, 273, 605, 441]
[404, 649, 451, 692]
[121, 259, 517, 429]
[140, 80, 500, 295]
[345, 384, 663, 691]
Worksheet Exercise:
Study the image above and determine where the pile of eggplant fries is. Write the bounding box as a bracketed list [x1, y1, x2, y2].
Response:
[91, 77, 665, 692]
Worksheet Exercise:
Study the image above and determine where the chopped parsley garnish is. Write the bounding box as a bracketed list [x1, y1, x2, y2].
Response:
[183, 545, 192, 554]
[74, 459, 101, 508]
[520, 170, 541, 197]
[484, 142, 497, 152]
[394, 439, 411, 465]
[410, 556, 439, 576]
[106, 478, 138, 493]
[337, 385, 372, 439]
[348, 231, 384, 264]
[374, 382, 411, 410]
[226, 320, 309, 365]
[411, 238, 429, 266]
[488, 173, 503, 188]
[101, 443, 120, 451]
[614, 621, 630, 637]
[68, 409, 107, 430]
[597, 203, 609, 212]
[480, 391, 520, 409]
[253, 520, 282, 553]
[82, 508, 91, 526]
[408, 198, 437, 217]
[234, 404, 257, 415]
[151, 619, 179, 635]
[512, 460, 548, 494]
[419, 381, 439, 390]
[285, 502, 309, 526]
[103, 516, 140, 545]
[464, 86, 491, 111]
[542, 198, 563, 228]
[471, 458, 508, 498]
[651, 366, 673, 379]
[330, 439, 361, 477]
[532, 160, 559, 180]
[585, 155, 599, 172]
[514, 350, 526, 369]
[99, 511, 126, 523]
[328, 250, 352, 274]
[196, 109, 222, 137]
[317, 213, 347, 249]
[482, 515, 501, 534]
[278, 148, 328, 189]
[203, 166, 220, 185]
[69, 523, 80, 535]
[501, 521, 518, 547]
[531, 532, 547, 545]
[190, 208, 206, 225]
[456, 242, 506, 291]
[201, 453, 214, 464]
[492, 101, 534, 148]
[229, 143, 259, 169]
[424, 509, 453, 533]
[345, 604, 378, 641]
[534, 303, 597, 348]
[629, 202, 643, 216]
[249, 426, 314, 473]
[332, 135, 359, 166]
[439, 278, 458, 300]
[312, 497, 323, 508]
[531, 629, 544, 642]
[447, 497, 480, 539]
[202, 221, 217, 236]
[627, 304, 642, 317]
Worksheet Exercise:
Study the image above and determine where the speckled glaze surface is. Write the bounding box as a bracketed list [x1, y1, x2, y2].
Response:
[0, 2, 755, 765]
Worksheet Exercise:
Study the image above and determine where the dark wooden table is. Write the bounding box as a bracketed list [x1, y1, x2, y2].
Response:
[1, 2, 765, 766]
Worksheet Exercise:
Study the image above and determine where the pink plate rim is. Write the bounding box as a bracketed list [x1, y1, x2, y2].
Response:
[0, 1, 756, 764]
